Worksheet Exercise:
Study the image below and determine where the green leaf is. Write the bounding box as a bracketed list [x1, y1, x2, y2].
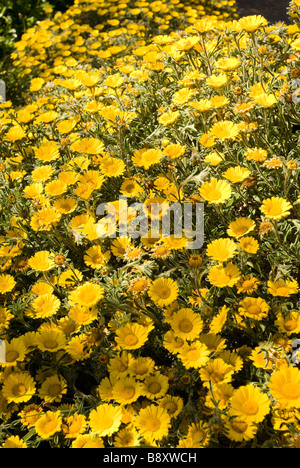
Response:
[23, 428, 36, 442]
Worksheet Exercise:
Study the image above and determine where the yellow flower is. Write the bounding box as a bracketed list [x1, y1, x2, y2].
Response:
[169, 307, 203, 341]
[210, 306, 229, 334]
[30, 207, 61, 231]
[206, 238, 238, 262]
[63, 414, 88, 439]
[112, 377, 142, 405]
[45, 179, 68, 197]
[111, 237, 132, 257]
[31, 165, 54, 182]
[53, 197, 77, 214]
[36, 110, 59, 124]
[199, 334, 227, 353]
[72, 434, 104, 448]
[2, 337, 27, 367]
[267, 278, 298, 297]
[107, 352, 133, 379]
[199, 358, 235, 387]
[260, 197, 292, 220]
[134, 404, 171, 443]
[199, 132, 216, 148]
[34, 141, 60, 162]
[178, 340, 210, 369]
[163, 330, 185, 354]
[99, 156, 126, 177]
[227, 217, 255, 238]
[38, 374, 68, 403]
[30, 294, 61, 319]
[235, 276, 260, 294]
[3, 125, 26, 142]
[162, 235, 187, 250]
[128, 356, 155, 380]
[34, 328, 66, 352]
[172, 87, 196, 106]
[224, 417, 257, 442]
[158, 109, 180, 126]
[210, 95, 229, 109]
[269, 367, 300, 409]
[140, 371, 169, 400]
[60, 78, 82, 90]
[129, 277, 151, 296]
[199, 178, 232, 204]
[84, 100, 103, 113]
[189, 99, 212, 112]
[58, 269, 83, 288]
[30, 77, 44, 92]
[193, 17, 216, 33]
[35, 411, 62, 439]
[68, 156, 90, 171]
[104, 73, 124, 88]
[253, 92, 277, 108]
[223, 166, 251, 183]
[209, 120, 240, 140]
[249, 346, 273, 370]
[58, 170, 79, 186]
[188, 254, 203, 268]
[0, 274, 16, 293]
[163, 143, 186, 159]
[135, 148, 163, 169]
[208, 262, 241, 288]
[238, 297, 270, 321]
[177, 436, 204, 448]
[66, 335, 92, 361]
[23, 182, 44, 199]
[238, 15, 268, 32]
[264, 157, 283, 169]
[1, 436, 28, 448]
[30, 281, 54, 296]
[78, 70, 100, 87]
[244, 147, 268, 162]
[275, 311, 300, 335]
[84, 245, 110, 269]
[77, 170, 105, 194]
[115, 322, 152, 350]
[204, 152, 224, 166]
[2, 372, 36, 404]
[69, 305, 98, 326]
[113, 427, 140, 448]
[229, 384, 270, 423]
[69, 282, 104, 307]
[238, 236, 259, 254]
[206, 73, 228, 89]
[186, 422, 211, 447]
[89, 404, 123, 437]
[120, 178, 144, 197]
[215, 57, 241, 71]
[148, 277, 178, 307]
[70, 137, 105, 155]
[291, 37, 300, 50]
[0, 307, 13, 333]
[56, 118, 78, 134]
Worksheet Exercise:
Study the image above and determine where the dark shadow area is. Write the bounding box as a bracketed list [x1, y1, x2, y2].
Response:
[235, 0, 290, 23]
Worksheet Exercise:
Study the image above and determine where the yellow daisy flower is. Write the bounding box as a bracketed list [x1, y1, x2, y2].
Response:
[34, 411, 62, 439]
[199, 178, 232, 204]
[229, 384, 270, 423]
[89, 403, 123, 437]
[134, 404, 171, 443]
[148, 277, 178, 307]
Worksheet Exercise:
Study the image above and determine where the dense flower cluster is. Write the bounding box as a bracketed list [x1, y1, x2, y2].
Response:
[0, 0, 300, 449]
